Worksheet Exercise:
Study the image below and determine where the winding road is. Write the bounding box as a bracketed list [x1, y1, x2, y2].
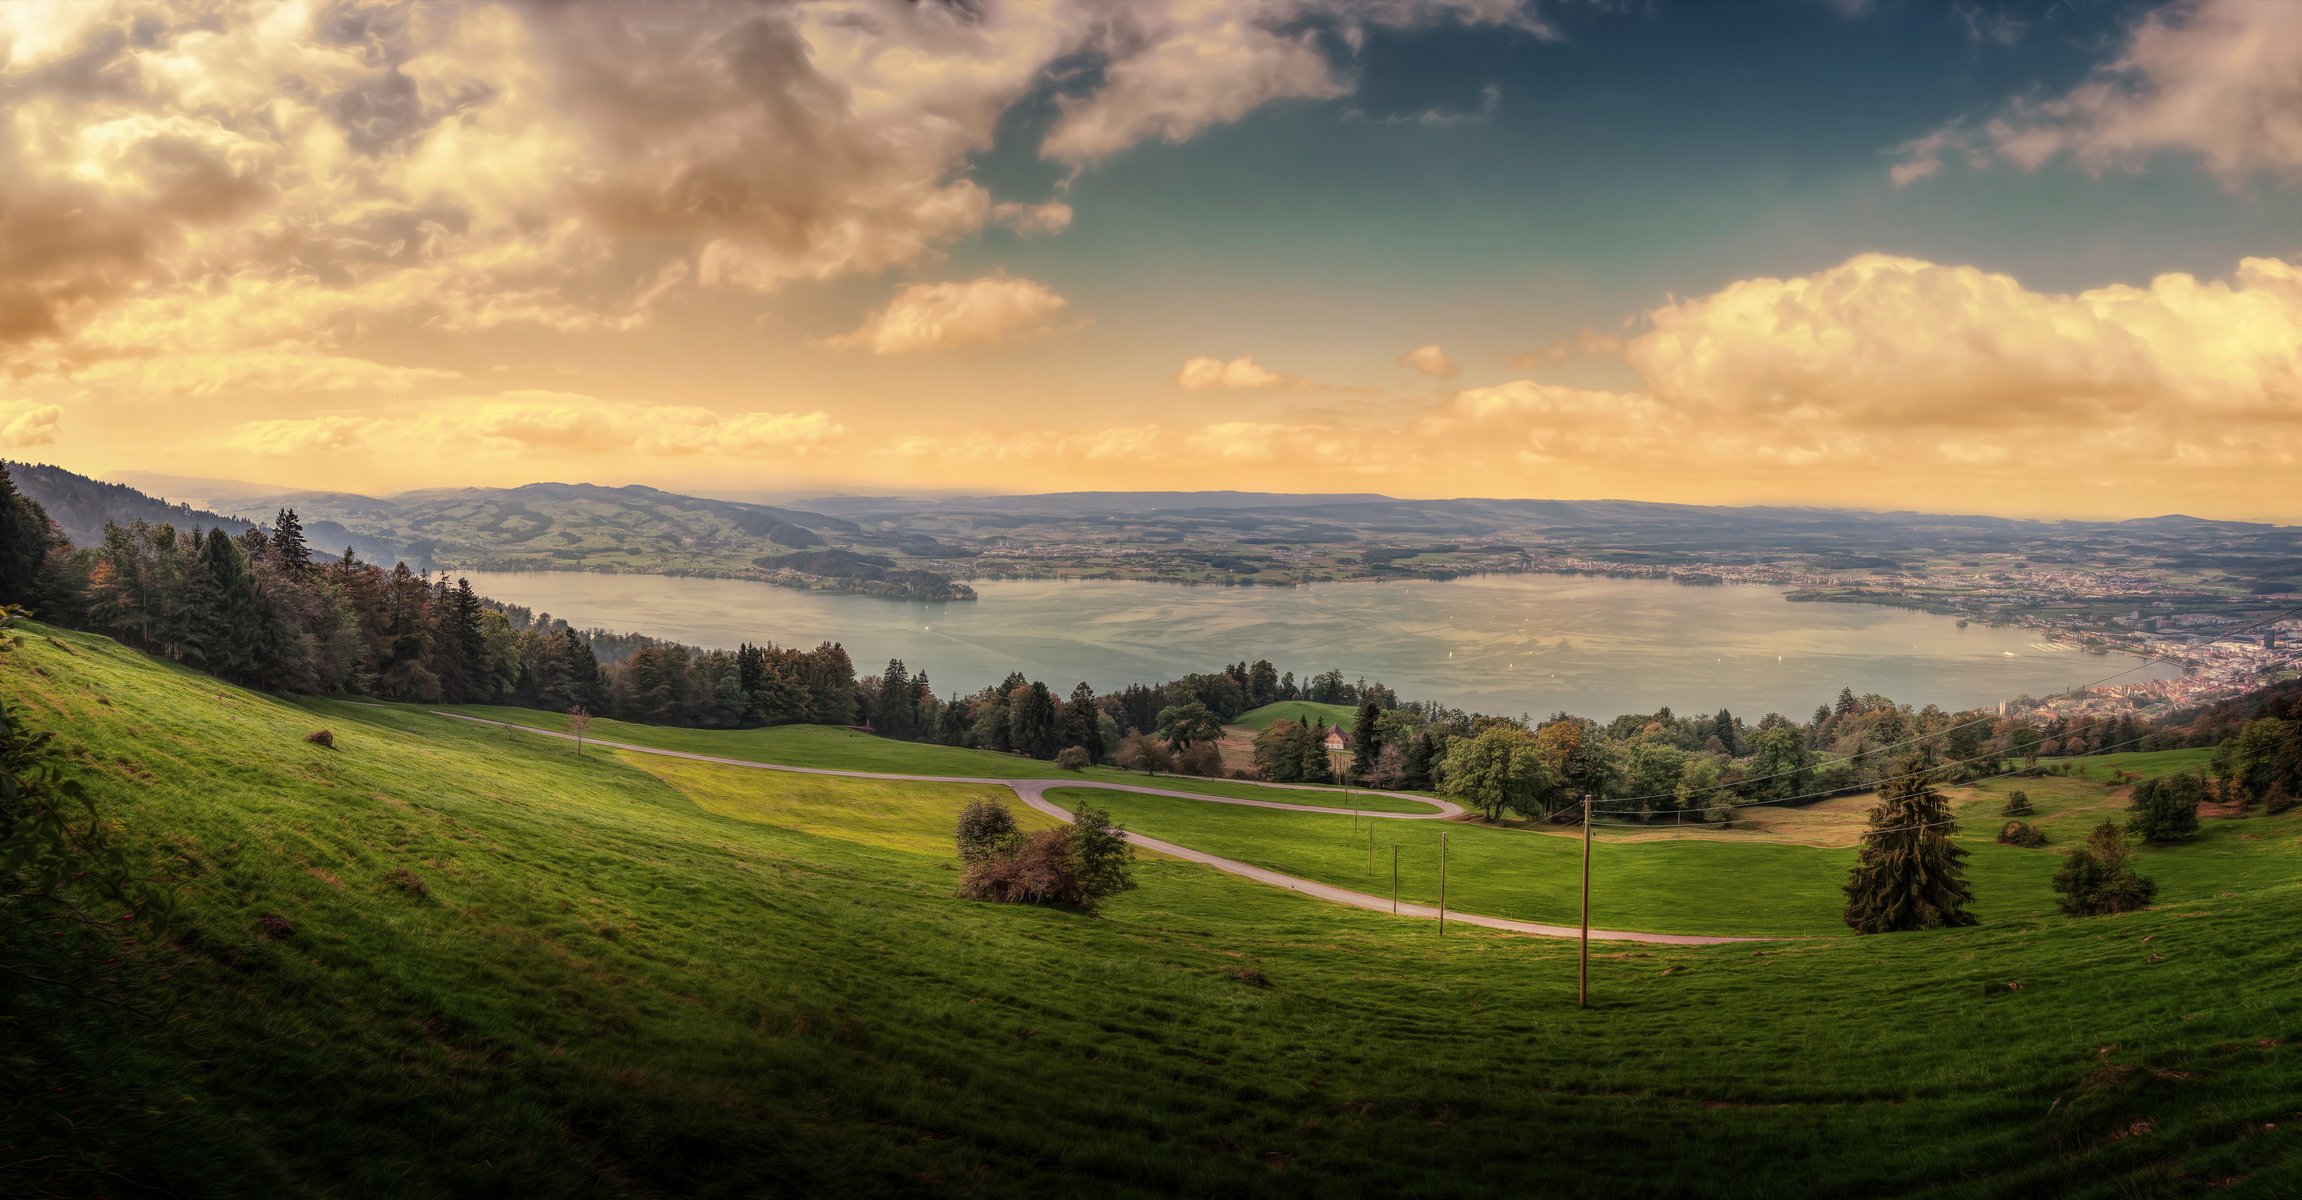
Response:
[427, 710, 1761, 946]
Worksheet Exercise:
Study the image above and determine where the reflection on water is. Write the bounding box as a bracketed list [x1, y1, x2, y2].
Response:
[455, 571, 2180, 720]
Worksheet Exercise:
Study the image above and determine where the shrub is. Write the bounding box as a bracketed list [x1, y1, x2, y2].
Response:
[956, 801, 1136, 912]
[1055, 746, 1091, 772]
[2127, 773, 2202, 844]
[1996, 820, 2046, 847]
[2053, 820, 2157, 916]
[1114, 732, 1172, 775]
[2001, 789, 2031, 816]
[955, 796, 1022, 862]
[960, 828, 1078, 904]
[1173, 741, 1224, 778]
[304, 729, 335, 749]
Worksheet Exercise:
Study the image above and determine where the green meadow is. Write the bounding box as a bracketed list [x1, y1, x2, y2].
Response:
[5, 623, 2301, 1197]
[1233, 699, 1361, 731]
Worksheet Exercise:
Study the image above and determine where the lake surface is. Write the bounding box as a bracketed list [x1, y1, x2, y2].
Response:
[457, 571, 2178, 721]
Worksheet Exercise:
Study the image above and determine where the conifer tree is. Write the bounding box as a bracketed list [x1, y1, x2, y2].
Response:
[874, 659, 916, 739]
[1064, 682, 1104, 762]
[0, 464, 51, 606]
[1842, 751, 1977, 933]
[1350, 698, 1382, 781]
[269, 507, 311, 575]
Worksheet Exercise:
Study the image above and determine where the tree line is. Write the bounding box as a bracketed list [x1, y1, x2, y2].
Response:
[3, 464, 2292, 828]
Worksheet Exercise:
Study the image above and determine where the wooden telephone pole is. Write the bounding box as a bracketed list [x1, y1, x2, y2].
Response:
[1579, 792, 1593, 1009]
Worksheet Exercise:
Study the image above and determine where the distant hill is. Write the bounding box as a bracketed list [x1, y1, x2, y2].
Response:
[5, 462, 401, 564]
[204, 480, 972, 601]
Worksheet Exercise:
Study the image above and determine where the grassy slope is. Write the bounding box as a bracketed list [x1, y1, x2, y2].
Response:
[3, 625, 2299, 1198]
[1233, 700, 1359, 731]
[427, 701, 1436, 813]
[1056, 751, 2302, 939]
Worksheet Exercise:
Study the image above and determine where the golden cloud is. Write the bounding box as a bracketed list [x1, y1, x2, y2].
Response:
[1176, 355, 1307, 390]
[1398, 344, 1460, 379]
[816, 275, 1071, 355]
[0, 404, 64, 449]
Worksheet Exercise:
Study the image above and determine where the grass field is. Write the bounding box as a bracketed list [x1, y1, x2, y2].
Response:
[8, 624, 2302, 1197]
[1232, 699, 1359, 731]
[427, 701, 1438, 813]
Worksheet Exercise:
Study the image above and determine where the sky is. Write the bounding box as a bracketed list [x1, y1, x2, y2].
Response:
[3, 0, 2301, 520]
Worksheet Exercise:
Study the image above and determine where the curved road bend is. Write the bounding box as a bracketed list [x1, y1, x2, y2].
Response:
[427, 710, 1761, 946]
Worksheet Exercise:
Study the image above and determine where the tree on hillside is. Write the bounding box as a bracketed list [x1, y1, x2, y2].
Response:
[2224, 717, 2300, 809]
[1710, 708, 1738, 755]
[1009, 681, 1061, 760]
[1154, 702, 1222, 752]
[1350, 699, 1382, 781]
[2053, 820, 2156, 916]
[873, 659, 917, 740]
[269, 507, 311, 576]
[2126, 772, 2203, 844]
[1842, 751, 1977, 933]
[2007, 724, 2043, 768]
[1246, 659, 1279, 708]
[1439, 725, 1550, 822]
[1115, 732, 1172, 774]
[1747, 723, 1815, 801]
[0, 465, 51, 607]
[1063, 682, 1105, 762]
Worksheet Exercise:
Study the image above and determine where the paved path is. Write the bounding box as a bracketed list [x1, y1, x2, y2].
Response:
[426, 710, 1762, 946]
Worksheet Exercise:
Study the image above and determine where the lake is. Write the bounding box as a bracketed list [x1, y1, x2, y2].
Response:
[456, 571, 2177, 721]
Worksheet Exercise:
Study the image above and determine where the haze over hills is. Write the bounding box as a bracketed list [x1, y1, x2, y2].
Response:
[7, 462, 401, 565]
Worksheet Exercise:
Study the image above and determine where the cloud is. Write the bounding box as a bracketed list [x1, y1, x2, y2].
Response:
[1177, 355, 1310, 389]
[0, 405, 64, 449]
[1040, 2, 1552, 164]
[0, 0, 1560, 392]
[817, 275, 1070, 355]
[1347, 82, 1502, 127]
[225, 393, 843, 459]
[1622, 252, 2302, 428]
[1894, 0, 2302, 187]
[1398, 344, 1460, 379]
[991, 200, 1076, 237]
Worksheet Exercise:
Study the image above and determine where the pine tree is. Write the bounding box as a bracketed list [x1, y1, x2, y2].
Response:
[197, 527, 261, 682]
[1842, 751, 1977, 933]
[1350, 698, 1382, 781]
[0, 464, 51, 606]
[269, 507, 311, 575]
[1009, 681, 1060, 759]
[1064, 682, 1104, 762]
[874, 659, 916, 739]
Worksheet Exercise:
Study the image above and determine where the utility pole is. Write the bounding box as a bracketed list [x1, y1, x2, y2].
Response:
[1438, 832, 1448, 937]
[1579, 792, 1593, 1009]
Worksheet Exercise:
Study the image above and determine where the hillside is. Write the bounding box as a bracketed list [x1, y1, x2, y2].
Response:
[6, 625, 2302, 1196]
[5, 462, 399, 564]
[207, 481, 974, 601]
